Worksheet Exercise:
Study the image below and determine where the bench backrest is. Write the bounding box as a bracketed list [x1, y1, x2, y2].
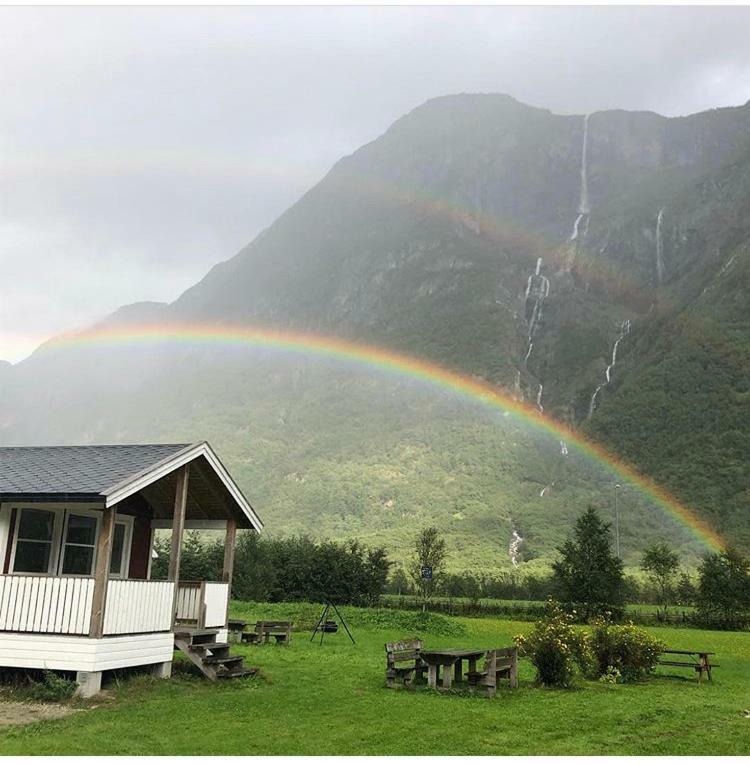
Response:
[484, 647, 517, 672]
[385, 639, 423, 664]
[256, 621, 292, 631]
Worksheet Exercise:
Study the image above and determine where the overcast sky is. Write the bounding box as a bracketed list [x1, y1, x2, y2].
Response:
[2, 5, 750, 362]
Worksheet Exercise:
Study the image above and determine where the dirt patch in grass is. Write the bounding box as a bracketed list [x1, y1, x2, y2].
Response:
[0, 700, 77, 728]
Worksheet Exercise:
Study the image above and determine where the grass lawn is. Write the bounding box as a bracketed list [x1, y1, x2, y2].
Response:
[0, 601, 748, 755]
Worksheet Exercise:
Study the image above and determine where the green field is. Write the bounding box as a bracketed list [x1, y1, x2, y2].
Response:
[0, 602, 748, 755]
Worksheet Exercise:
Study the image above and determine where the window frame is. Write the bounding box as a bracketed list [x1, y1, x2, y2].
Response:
[109, 515, 135, 579]
[9, 506, 65, 575]
[7, 504, 134, 579]
[58, 507, 102, 577]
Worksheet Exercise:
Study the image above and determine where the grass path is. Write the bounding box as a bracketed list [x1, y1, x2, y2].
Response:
[0, 603, 748, 755]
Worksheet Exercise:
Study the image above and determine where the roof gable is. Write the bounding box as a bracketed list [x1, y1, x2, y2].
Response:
[0, 442, 261, 530]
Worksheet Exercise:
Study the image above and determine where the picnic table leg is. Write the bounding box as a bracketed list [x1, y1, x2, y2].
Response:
[468, 657, 477, 675]
[442, 662, 453, 690]
[510, 648, 518, 689]
[454, 659, 463, 683]
[427, 663, 437, 689]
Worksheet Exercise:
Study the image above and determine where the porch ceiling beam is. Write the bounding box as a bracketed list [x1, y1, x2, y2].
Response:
[150, 519, 228, 530]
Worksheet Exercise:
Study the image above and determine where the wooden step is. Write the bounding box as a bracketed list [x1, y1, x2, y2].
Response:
[217, 666, 259, 679]
[192, 642, 230, 652]
[203, 654, 244, 667]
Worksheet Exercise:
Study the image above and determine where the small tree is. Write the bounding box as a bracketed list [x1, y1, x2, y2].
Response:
[641, 542, 680, 618]
[409, 526, 446, 609]
[388, 566, 410, 596]
[675, 570, 697, 607]
[552, 506, 624, 620]
[695, 547, 750, 630]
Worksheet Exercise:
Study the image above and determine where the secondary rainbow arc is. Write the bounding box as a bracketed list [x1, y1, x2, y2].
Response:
[46, 322, 724, 551]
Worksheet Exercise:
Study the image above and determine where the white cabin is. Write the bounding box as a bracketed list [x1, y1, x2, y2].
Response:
[0, 441, 262, 696]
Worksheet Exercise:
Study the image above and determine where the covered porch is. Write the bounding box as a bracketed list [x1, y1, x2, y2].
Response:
[0, 442, 262, 695]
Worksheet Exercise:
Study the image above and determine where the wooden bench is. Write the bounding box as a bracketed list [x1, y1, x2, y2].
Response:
[466, 647, 519, 697]
[385, 639, 426, 688]
[657, 650, 717, 682]
[243, 620, 293, 646]
[227, 619, 247, 644]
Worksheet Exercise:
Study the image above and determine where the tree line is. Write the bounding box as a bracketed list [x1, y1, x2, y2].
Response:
[401, 507, 750, 630]
[151, 533, 389, 606]
[153, 506, 750, 629]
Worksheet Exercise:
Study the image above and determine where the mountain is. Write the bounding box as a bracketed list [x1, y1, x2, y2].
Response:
[1, 93, 748, 566]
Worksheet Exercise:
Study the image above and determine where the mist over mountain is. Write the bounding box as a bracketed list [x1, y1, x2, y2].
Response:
[2, 93, 748, 565]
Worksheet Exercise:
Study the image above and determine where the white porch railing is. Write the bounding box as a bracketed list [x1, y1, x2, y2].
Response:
[0, 575, 94, 635]
[103, 580, 174, 635]
[0, 575, 228, 636]
[176, 581, 229, 629]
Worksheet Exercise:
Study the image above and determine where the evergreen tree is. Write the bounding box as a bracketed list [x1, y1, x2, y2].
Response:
[695, 547, 750, 629]
[552, 506, 624, 619]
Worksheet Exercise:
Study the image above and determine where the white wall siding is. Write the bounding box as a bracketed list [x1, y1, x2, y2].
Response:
[0, 632, 174, 672]
[0, 576, 94, 635]
[103, 580, 173, 635]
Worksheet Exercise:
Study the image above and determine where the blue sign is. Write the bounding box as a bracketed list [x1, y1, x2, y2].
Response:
[420, 565, 433, 580]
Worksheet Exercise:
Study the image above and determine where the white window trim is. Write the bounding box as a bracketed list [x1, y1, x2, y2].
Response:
[9, 506, 65, 576]
[7, 504, 134, 579]
[58, 507, 101, 577]
[109, 514, 135, 579]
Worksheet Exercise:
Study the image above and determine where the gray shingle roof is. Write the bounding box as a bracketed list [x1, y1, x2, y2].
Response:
[0, 444, 192, 500]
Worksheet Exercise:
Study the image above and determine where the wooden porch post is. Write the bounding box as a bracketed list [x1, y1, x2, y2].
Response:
[222, 518, 237, 583]
[169, 465, 189, 629]
[222, 518, 237, 627]
[89, 505, 117, 638]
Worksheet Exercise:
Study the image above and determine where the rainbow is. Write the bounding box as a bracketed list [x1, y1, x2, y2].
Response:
[46, 322, 723, 551]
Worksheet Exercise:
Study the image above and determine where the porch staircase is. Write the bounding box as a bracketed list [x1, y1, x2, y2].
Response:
[174, 628, 258, 681]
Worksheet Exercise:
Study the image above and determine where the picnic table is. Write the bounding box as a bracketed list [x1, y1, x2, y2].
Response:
[420, 648, 486, 691]
[658, 649, 717, 682]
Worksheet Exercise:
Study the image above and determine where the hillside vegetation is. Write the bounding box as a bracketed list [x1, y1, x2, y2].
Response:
[1, 93, 748, 560]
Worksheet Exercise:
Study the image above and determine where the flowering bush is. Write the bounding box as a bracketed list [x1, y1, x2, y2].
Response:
[598, 665, 622, 684]
[515, 599, 590, 688]
[588, 617, 665, 682]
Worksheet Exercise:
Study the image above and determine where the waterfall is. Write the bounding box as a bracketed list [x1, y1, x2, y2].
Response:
[536, 383, 544, 413]
[570, 114, 591, 241]
[588, 320, 631, 418]
[579, 114, 590, 214]
[560, 440, 568, 456]
[523, 257, 550, 363]
[588, 383, 604, 418]
[655, 208, 665, 284]
[509, 529, 524, 567]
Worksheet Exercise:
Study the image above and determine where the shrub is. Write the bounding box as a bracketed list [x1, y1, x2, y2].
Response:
[588, 617, 665, 682]
[514, 600, 590, 688]
[598, 665, 622, 684]
[29, 670, 77, 702]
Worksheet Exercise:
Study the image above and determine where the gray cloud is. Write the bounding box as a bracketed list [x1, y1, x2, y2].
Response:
[2, 6, 750, 361]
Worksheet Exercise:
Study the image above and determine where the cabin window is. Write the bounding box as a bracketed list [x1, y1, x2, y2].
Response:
[109, 517, 134, 578]
[60, 512, 99, 576]
[12, 508, 57, 574]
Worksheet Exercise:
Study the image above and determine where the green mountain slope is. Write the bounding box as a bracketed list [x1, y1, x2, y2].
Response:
[1, 93, 748, 566]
